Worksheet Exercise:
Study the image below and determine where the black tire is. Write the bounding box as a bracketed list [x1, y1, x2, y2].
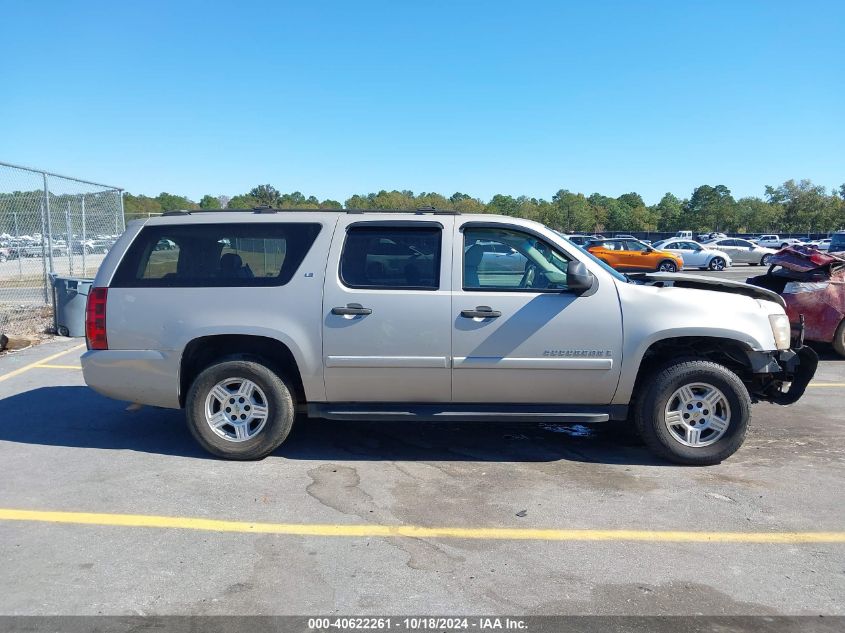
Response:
[634, 359, 751, 465]
[707, 256, 726, 271]
[657, 260, 677, 273]
[185, 359, 295, 460]
[760, 254, 772, 266]
[780, 243, 789, 249]
[832, 320, 845, 358]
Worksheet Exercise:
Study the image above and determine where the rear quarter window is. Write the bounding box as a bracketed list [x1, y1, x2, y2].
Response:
[111, 222, 322, 287]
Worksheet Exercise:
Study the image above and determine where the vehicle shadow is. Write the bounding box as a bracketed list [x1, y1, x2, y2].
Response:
[807, 341, 842, 361]
[0, 386, 667, 465]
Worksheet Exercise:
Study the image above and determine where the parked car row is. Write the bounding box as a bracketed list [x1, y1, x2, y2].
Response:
[0, 234, 119, 260]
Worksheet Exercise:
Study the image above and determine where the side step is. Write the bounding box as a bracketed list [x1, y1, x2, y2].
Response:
[307, 403, 612, 424]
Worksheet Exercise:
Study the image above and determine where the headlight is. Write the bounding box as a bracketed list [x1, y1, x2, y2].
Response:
[768, 313, 791, 350]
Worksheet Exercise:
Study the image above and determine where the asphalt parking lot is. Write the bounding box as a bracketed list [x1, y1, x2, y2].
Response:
[0, 281, 843, 616]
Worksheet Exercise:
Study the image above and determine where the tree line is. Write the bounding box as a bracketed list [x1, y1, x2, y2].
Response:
[122, 179, 845, 234]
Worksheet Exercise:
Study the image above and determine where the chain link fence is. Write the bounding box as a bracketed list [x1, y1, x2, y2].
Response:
[0, 160, 124, 338]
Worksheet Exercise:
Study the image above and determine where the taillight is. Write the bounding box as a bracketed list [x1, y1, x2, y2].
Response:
[85, 287, 108, 350]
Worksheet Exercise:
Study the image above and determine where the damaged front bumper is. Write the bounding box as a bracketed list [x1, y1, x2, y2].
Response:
[745, 345, 818, 405]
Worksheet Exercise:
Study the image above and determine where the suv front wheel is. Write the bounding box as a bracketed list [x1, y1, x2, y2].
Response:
[186, 359, 295, 460]
[634, 359, 750, 465]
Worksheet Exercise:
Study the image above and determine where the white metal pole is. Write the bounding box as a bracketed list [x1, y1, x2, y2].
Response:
[13, 211, 22, 277]
[66, 199, 73, 276]
[81, 194, 87, 277]
[42, 173, 54, 275]
[39, 199, 48, 303]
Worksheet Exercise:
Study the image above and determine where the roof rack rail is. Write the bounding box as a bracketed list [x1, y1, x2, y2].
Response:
[345, 207, 460, 215]
[156, 207, 462, 217]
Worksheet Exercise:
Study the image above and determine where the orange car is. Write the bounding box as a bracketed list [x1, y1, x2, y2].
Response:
[585, 238, 684, 272]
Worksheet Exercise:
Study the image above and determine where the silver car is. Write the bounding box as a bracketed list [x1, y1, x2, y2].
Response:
[651, 239, 732, 271]
[81, 210, 816, 466]
[703, 238, 776, 266]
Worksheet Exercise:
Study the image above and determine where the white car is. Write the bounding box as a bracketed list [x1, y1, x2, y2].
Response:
[704, 238, 776, 265]
[807, 238, 831, 251]
[754, 235, 804, 249]
[651, 239, 732, 271]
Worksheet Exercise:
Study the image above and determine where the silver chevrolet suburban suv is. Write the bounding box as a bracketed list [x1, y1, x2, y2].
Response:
[82, 208, 817, 465]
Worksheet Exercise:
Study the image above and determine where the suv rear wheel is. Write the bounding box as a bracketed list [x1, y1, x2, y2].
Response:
[186, 359, 295, 460]
[634, 359, 750, 465]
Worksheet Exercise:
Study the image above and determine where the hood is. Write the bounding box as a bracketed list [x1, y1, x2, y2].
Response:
[627, 272, 786, 308]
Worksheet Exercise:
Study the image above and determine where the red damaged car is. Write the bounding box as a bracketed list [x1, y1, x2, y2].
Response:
[748, 245, 845, 356]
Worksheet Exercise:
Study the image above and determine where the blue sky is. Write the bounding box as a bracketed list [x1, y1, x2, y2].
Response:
[1, 0, 843, 204]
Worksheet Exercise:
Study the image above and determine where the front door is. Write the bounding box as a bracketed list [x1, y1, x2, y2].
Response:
[322, 217, 454, 402]
[619, 239, 655, 270]
[451, 222, 623, 404]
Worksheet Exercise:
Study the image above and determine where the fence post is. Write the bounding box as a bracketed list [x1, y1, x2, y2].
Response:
[118, 190, 125, 232]
[81, 194, 87, 277]
[65, 199, 73, 276]
[42, 172, 54, 278]
[13, 210, 22, 278]
[39, 199, 48, 304]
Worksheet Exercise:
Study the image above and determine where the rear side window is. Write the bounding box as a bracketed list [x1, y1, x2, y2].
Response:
[340, 226, 441, 290]
[112, 223, 322, 287]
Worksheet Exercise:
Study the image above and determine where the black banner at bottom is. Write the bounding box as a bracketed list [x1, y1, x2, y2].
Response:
[0, 616, 841, 633]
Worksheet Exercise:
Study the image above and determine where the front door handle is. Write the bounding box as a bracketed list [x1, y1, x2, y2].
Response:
[461, 306, 501, 319]
[332, 303, 373, 316]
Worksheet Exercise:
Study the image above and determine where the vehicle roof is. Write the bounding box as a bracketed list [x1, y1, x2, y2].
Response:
[138, 209, 583, 239]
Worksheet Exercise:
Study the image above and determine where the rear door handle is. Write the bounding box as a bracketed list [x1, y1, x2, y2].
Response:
[332, 303, 373, 316]
[461, 306, 501, 319]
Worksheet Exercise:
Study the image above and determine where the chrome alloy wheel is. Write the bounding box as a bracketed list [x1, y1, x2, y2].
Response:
[708, 257, 726, 271]
[204, 377, 269, 442]
[663, 382, 731, 447]
[658, 261, 677, 272]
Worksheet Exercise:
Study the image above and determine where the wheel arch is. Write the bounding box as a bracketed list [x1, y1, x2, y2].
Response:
[179, 334, 307, 407]
[616, 335, 757, 406]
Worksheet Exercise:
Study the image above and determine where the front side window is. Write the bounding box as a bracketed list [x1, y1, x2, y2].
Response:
[593, 240, 620, 250]
[113, 223, 322, 287]
[464, 227, 569, 291]
[624, 240, 648, 252]
[340, 226, 441, 290]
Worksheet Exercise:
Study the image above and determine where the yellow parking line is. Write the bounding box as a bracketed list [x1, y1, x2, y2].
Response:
[0, 508, 843, 543]
[0, 344, 85, 383]
[34, 364, 82, 370]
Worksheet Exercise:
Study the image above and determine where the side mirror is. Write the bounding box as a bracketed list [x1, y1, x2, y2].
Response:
[567, 261, 594, 291]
